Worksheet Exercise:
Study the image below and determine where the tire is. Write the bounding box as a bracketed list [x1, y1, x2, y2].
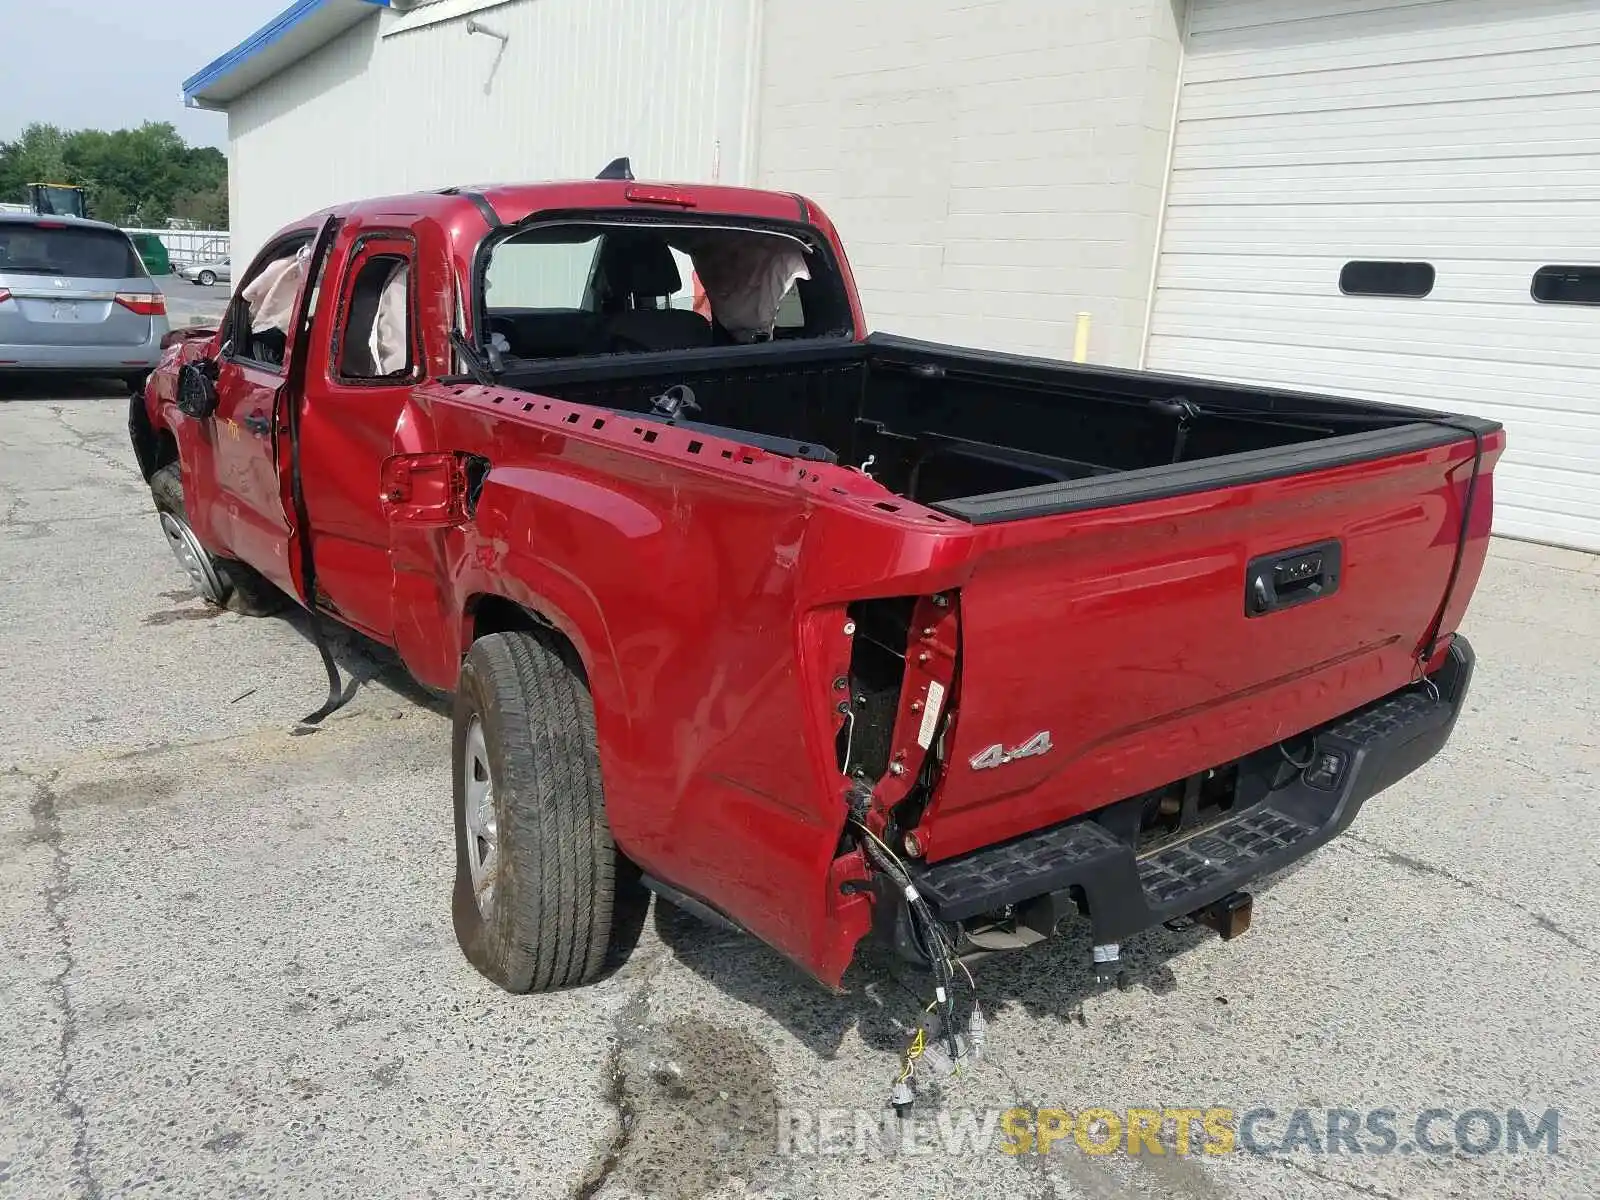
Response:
[198, 270, 217, 287]
[452, 631, 647, 993]
[149, 463, 285, 616]
[218, 556, 287, 617]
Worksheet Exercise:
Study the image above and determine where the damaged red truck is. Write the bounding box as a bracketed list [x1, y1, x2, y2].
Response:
[130, 173, 1502, 1002]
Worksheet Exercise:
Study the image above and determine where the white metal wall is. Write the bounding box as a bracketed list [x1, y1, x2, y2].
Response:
[227, 0, 753, 269]
[1148, 0, 1600, 551]
[755, 0, 1185, 367]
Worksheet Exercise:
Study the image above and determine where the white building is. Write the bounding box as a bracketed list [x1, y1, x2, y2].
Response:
[186, 0, 1600, 550]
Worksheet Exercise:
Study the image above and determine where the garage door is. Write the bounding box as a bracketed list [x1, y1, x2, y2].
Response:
[1147, 0, 1600, 551]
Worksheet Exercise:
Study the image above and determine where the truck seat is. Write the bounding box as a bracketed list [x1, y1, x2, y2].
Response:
[600, 238, 712, 352]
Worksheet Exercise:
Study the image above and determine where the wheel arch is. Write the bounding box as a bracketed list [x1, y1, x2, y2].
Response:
[466, 593, 590, 684]
[128, 392, 178, 482]
[458, 588, 643, 857]
[458, 588, 629, 732]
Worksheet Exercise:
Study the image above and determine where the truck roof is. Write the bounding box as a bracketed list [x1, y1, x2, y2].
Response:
[0, 212, 125, 233]
[326, 179, 820, 232]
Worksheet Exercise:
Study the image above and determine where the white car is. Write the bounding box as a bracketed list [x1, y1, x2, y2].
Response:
[179, 257, 231, 287]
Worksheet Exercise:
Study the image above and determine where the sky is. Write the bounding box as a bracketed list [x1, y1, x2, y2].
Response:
[0, 0, 288, 150]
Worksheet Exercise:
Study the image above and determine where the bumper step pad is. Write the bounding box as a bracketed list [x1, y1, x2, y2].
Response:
[910, 819, 1124, 923]
[1138, 808, 1314, 908]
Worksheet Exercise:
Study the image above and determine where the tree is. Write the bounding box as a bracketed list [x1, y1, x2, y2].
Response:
[171, 180, 229, 229]
[0, 122, 227, 228]
[0, 123, 70, 202]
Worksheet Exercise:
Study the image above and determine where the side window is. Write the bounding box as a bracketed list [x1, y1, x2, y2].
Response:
[226, 237, 314, 371]
[334, 251, 415, 381]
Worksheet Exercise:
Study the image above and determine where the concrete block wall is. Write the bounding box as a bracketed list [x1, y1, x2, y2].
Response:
[755, 0, 1185, 366]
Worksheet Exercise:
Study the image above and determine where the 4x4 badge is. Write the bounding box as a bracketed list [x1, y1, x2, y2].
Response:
[969, 731, 1053, 770]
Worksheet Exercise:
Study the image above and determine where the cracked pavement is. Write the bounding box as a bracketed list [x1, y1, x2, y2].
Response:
[1, 384, 1597, 1199]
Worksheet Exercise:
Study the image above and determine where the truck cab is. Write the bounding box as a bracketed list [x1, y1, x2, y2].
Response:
[27, 183, 88, 219]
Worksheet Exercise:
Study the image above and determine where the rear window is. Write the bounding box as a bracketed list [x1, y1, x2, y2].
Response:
[486, 234, 607, 310]
[479, 221, 853, 362]
[0, 223, 144, 279]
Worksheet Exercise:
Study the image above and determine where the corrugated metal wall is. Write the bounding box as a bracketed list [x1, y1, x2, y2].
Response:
[753, 0, 1184, 366]
[1147, 0, 1600, 550]
[227, 0, 753, 268]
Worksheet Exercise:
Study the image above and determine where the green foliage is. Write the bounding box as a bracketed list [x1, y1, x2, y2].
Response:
[0, 122, 227, 228]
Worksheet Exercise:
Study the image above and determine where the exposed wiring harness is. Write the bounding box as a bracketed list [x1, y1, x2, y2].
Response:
[852, 816, 981, 1112]
[1278, 738, 1317, 772]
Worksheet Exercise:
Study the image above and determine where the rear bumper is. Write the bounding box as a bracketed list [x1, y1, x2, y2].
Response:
[0, 328, 167, 373]
[905, 636, 1475, 948]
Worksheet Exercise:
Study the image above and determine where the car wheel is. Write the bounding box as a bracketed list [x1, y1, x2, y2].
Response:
[198, 270, 217, 287]
[123, 372, 149, 394]
[149, 463, 285, 616]
[452, 631, 647, 992]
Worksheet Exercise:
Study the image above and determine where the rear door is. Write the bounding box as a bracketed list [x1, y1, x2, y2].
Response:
[0, 221, 159, 352]
[296, 229, 425, 640]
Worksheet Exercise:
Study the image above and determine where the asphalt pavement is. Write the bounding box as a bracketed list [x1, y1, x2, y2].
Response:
[0, 386, 1596, 1199]
[156, 274, 229, 330]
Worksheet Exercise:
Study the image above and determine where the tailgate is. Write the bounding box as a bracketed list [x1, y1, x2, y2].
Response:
[918, 432, 1503, 862]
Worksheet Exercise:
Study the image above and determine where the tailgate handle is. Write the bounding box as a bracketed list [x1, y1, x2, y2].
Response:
[1246, 540, 1341, 617]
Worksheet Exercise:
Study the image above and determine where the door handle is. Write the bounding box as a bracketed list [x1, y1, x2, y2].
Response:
[243, 410, 273, 436]
[1246, 540, 1342, 616]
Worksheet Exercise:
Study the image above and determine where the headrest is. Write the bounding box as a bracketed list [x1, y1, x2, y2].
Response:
[608, 238, 682, 298]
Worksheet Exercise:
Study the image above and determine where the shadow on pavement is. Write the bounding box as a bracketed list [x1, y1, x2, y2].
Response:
[273, 603, 452, 719]
[653, 857, 1315, 1061]
[0, 374, 136, 402]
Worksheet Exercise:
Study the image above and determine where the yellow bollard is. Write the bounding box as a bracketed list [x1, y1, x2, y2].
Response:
[1072, 312, 1091, 364]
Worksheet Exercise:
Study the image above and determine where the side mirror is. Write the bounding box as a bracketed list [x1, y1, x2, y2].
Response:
[176, 361, 219, 420]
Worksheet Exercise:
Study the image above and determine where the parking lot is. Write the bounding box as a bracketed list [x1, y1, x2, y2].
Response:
[1, 384, 1596, 1199]
[155, 276, 229, 331]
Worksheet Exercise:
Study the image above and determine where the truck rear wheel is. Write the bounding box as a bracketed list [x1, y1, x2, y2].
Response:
[452, 631, 646, 992]
[149, 463, 285, 616]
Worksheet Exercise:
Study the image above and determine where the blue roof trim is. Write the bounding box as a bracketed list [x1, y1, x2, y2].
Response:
[183, 0, 391, 106]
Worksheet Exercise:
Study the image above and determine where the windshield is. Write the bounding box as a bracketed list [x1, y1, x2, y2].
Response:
[0, 223, 144, 278]
[478, 220, 854, 362]
[29, 185, 86, 218]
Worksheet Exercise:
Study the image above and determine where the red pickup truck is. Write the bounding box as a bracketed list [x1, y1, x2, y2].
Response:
[131, 171, 1502, 1009]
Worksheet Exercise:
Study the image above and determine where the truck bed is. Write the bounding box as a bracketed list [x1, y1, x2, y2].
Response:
[471, 330, 1502, 871]
[491, 332, 1490, 523]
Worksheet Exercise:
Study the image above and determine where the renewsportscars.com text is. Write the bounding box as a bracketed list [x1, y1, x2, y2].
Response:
[775, 1106, 1561, 1158]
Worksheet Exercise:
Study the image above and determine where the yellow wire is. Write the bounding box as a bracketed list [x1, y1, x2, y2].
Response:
[898, 1026, 927, 1081]
[854, 819, 904, 867]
